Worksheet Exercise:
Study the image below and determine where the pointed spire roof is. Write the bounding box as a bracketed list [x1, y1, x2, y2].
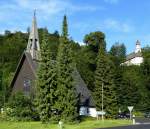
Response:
[135, 40, 141, 53]
[26, 10, 40, 60]
[136, 40, 140, 45]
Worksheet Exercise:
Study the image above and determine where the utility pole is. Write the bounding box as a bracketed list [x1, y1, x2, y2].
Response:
[2, 71, 5, 106]
[102, 82, 104, 121]
[0, 70, 4, 106]
[0, 71, 2, 90]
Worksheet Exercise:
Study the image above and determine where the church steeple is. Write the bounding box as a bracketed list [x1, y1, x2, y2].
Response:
[26, 10, 40, 60]
[135, 40, 141, 53]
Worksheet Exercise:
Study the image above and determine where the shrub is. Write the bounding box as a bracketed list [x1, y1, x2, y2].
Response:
[4, 92, 39, 121]
[133, 111, 144, 117]
[79, 115, 96, 122]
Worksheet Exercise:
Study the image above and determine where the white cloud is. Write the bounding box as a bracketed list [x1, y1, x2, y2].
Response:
[0, 0, 103, 21]
[103, 19, 134, 33]
[13, 0, 102, 15]
[0, 0, 104, 34]
[104, 0, 120, 4]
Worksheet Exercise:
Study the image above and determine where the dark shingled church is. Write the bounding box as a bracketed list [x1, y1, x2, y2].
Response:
[10, 13, 97, 117]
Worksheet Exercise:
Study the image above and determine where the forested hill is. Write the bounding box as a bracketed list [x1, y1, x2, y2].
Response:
[0, 31, 28, 91]
[0, 29, 150, 113]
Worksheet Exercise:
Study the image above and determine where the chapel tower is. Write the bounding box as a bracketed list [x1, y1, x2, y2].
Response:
[135, 40, 141, 53]
[26, 11, 40, 60]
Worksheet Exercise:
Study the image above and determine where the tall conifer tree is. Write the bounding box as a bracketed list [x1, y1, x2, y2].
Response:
[36, 30, 57, 122]
[93, 44, 117, 117]
[55, 15, 78, 123]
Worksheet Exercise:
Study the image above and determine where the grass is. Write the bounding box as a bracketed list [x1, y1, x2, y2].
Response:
[0, 119, 132, 129]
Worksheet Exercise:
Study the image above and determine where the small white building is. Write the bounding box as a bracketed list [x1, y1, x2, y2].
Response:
[122, 40, 143, 66]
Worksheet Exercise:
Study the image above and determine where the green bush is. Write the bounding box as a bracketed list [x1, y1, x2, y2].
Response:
[3, 92, 39, 121]
[79, 115, 96, 122]
[0, 92, 4, 109]
[133, 111, 144, 117]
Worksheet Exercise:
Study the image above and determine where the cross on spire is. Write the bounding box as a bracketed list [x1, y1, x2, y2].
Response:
[26, 10, 40, 60]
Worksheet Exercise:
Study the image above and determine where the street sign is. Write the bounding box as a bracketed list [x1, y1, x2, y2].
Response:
[128, 106, 134, 112]
[97, 111, 106, 115]
[128, 106, 134, 120]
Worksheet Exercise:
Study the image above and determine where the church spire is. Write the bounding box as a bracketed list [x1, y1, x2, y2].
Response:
[135, 40, 141, 53]
[26, 10, 40, 60]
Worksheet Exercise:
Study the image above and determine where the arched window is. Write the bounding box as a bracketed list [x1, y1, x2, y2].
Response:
[23, 78, 31, 95]
[34, 39, 37, 50]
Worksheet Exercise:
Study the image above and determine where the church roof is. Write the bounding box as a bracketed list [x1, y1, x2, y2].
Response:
[10, 51, 38, 89]
[136, 40, 140, 45]
[73, 69, 95, 107]
[26, 10, 40, 60]
[126, 51, 142, 61]
[25, 52, 38, 72]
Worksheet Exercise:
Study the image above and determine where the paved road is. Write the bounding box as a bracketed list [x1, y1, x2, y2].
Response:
[96, 118, 150, 129]
[135, 117, 150, 124]
[96, 124, 150, 129]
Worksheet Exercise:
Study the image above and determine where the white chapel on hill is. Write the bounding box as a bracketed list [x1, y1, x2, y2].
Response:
[122, 40, 143, 66]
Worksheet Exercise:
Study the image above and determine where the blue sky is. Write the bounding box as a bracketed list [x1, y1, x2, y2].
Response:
[0, 0, 150, 53]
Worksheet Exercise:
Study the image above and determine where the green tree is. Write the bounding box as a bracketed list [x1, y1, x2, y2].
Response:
[0, 70, 3, 108]
[38, 28, 60, 60]
[93, 45, 117, 117]
[55, 15, 78, 123]
[77, 31, 106, 90]
[6, 92, 39, 121]
[109, 42, 126, 66]
[36, 30, 57, 122]
[140, 46, 150, 111]
[0, 31, 28, 104]
[0, 70, 2, 91]
[109, 43, 126, 109]
[84, 31, 106, 53]
[113, 66, 125, 109]
[121, 66, 141, 110]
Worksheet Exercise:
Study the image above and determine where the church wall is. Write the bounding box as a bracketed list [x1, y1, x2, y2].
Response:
[79, 106, 97, 117]
[12, 57, 36, 94]
[79, 106, 88, 116]
[130, 57, 143, 65]
[123, 57, 143, 66]
[88, 107, 97, 117]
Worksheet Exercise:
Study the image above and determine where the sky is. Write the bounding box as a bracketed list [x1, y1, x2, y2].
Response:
[0, 0, 150, 53]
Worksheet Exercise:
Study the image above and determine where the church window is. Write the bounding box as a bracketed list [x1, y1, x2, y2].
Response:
[23, 78, 31, 95]
[34, 39, 37, 50]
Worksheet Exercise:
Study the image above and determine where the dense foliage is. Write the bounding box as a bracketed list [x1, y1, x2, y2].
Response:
[55, 16, 78, 123]
[0, 31, 28, 106]
[0, 16, 150, 121]
[77, 31, 106, 90]
[3, 92, 38, 121]
[0, 29, 60, 109]
[93, 40, 117, 117]
[36, 30, 57, 123]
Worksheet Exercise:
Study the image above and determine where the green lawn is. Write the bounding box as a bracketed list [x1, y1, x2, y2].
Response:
[0, 120, 132, 129]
